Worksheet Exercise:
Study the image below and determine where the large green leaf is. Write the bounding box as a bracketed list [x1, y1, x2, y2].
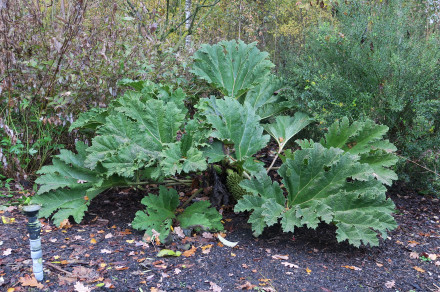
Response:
[240, 75, 288, 119]
[235, 173, 285, 236]
[35, 142, 99, 195]
[160, 143, 207, 176]
[69, 107, 110, 131]
[235, 143, 397, 247]
[178, 201, 223, 231]
[33, 141, 127, 226]
[132, 187, 223, 241]
[200, 96, 269, 161]
[85, 115, 161, 178]
[85, 97, 186, 178]
[320, 117, 398, 185]
[132, 186, 179, 242]
[116, 97, 185, 148]
[191, 40, 274, 99]
[118, 78, 187, 111]
[264, 112, 312, 152]
[280, 143, 372, 206]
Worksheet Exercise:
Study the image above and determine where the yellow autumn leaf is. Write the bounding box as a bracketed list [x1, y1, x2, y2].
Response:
[58, 219, 71, 229]
[201, 244, 213, 251]
[413, 266, 425, 273]
[182, 246, 197, 257]
[341, 265, 362, 271]
[90, 238, 97, 244]
[126, 239, 135, 244]
[2, 216, 15, 224]
[306, 267, 311, 274]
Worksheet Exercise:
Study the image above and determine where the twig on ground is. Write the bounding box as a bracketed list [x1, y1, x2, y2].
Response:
[46, 262, 73, 275]
[181, 188, 203, 208]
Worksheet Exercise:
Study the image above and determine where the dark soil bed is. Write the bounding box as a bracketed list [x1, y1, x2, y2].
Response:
[1, 183, 439, 292]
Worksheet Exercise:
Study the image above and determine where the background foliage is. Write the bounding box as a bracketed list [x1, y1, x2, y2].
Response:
[282, 0, 440, 195]
[1, 0, 439, 196]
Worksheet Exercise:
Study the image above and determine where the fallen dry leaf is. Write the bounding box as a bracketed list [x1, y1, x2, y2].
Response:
[384, 280, 395, 289]
[182, 246, 197, 257]
[258, 278, 271, 286]
[428, 254, 437, 261]
[409, 251, 419, 259]
[120, 229, 132, 235]
[135, 240, 148, 248]
[59, 218, 71, 229]
[103, 278, 114, 288]
[202, 232, 214, 239]
[19, 275, 44, 289]
[173, 227, 185, 238]
[115, 266, 129, 271]
[100, 249, 112, 254]
[413, 266, 425, 273]
[202, 244, 213, 254]
[3, 248, 12, 256]
[72, 266, 100, 281]
[306, 267, 311, 274]
[90, 238, 97, 244]
[6, 206, 17, 212]
[74, 281, 91, 292]
[105, 233, 113, 239]
[272, 254, 289, 260]
[151, 229, 161, 245]
[1, 216, 15, 224]
[407, 240, 420, 247]
[210, 281, 222, 291]
[341, 265, 362, 271]
[435, 261, 440, 266]
[174, 268, 182, 275]
[152, 260, 167, 269]
[236, 281, 256, 290]
[281, 261, 299, 269]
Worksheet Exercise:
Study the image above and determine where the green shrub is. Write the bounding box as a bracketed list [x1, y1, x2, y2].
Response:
[282, 0, 440, 195]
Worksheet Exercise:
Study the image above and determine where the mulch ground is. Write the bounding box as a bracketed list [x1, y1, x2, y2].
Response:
[1, 182, 439, 292]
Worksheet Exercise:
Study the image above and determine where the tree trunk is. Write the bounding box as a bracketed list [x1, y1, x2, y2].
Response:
[185, 0, 192, 48]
